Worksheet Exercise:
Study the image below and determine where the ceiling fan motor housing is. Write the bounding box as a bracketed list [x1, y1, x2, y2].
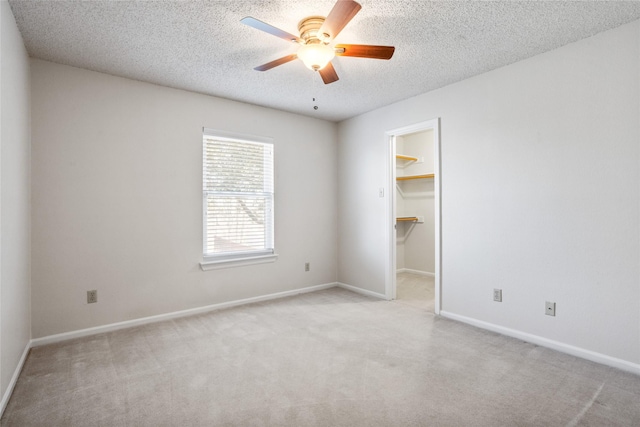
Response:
[298, 16, 330, 44]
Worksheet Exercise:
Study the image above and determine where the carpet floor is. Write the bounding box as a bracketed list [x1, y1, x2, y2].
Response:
[2, 283, 640, 426]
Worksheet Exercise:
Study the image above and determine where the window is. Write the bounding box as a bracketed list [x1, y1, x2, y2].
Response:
[201, 129, 276, 270]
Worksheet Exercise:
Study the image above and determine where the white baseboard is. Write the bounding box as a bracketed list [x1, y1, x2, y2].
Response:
[397, 268, 435, 277]
[440, 310, 640, 376]
[336, 282, 388, 300]
[1, 341, 30, 417]
[32, 282, 338, 347]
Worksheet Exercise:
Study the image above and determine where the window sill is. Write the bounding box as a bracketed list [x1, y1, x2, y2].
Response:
[199, 254, 279, 271]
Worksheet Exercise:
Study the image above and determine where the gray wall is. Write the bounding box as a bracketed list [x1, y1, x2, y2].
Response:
[30, 59, 338, 338]
[338, 20, 640, 366]
[1, 0, 31, 401]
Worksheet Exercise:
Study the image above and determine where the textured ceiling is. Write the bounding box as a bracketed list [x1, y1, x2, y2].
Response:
[8, 1, 640, 122]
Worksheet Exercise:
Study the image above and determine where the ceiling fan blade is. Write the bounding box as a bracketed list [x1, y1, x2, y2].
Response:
[319, 62, 339, 84]
[319, 0, 362, 41]
[254, 54, 298, 71]
[241, 17, 301, 43]
[335, 44, 395, 60]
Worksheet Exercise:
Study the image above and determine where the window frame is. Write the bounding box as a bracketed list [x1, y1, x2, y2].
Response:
[200, 128, 277, 271]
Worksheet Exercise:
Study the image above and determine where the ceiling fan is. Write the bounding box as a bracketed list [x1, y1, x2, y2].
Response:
[241, 0, 395, 84]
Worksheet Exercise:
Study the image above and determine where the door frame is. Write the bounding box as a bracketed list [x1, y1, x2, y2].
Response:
[385, 118, 442, 314]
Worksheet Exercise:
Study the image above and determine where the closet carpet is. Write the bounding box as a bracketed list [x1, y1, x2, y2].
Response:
[396, 272, 434, 311]
[2, 286, 640, 426]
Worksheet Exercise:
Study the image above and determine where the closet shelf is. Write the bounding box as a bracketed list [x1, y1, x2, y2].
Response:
[396, 154, 418, 169]
[396, 174, 434, 181]
[396, 154, 418, 162]
[396, 217, 418, 222]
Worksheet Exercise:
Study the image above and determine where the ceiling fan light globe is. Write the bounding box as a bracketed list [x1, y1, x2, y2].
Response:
[298, 43, 335, 71]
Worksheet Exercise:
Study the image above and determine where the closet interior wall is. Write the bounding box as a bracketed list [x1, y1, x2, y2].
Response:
[396, 130, 435, 275]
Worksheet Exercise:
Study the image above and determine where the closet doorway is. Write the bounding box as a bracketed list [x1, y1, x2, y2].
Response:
[385, 119, 441, 314]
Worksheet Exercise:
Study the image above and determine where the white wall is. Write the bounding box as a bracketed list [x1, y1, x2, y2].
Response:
[0, 0, 31, 398]
[338, 20, 640, 365]
[31, 59, 337, 338]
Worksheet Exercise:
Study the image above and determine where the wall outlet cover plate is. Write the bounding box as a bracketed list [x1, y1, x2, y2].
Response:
[87, 290, 98, 304]
[545, 301, 556, 316]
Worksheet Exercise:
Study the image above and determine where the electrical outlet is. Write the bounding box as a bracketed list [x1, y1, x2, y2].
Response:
[87, 290, 98, 304]
[545, 301, 556, 316]
[305, 262, 310, 272]
[493, 289, 502, 302]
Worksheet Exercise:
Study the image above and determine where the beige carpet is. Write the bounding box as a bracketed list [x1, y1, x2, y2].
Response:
[3, 286, 640, 426]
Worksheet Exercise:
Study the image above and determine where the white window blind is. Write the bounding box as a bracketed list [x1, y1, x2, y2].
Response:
[203, 131, 274, 260]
